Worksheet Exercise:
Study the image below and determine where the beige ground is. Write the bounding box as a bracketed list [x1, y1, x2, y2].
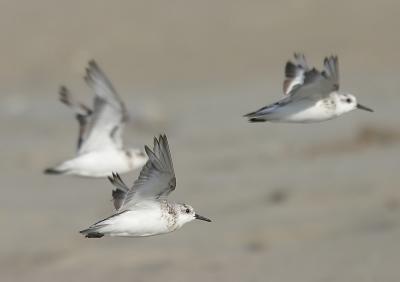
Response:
[1, 1, 400, 281]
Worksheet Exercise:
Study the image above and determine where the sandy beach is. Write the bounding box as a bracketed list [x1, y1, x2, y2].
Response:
[1, 1, 400, 281]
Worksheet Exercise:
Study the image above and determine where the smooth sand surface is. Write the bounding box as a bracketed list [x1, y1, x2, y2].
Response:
[1, 1, 400, 281]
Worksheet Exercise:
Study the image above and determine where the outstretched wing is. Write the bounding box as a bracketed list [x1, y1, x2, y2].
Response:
[283, 53, 310, 95]
[108, 172, 130, 210]
[284, 54, 340, 101]
[78, 60, 128, 155]
[322, 56, 339, 91]
[110, 135, 176, 210]
[244, 55, 340, 120]
[58, 86, 93, 150]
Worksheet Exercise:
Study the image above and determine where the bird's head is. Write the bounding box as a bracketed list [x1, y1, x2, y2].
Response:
[336, 93, 373, 115]
[175, 203, 211, 227]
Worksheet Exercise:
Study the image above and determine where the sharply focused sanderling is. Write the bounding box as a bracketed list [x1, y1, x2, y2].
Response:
[244, 53, 373, 123]
[80, 134, 211, 238]
[44, 60, 147, 177]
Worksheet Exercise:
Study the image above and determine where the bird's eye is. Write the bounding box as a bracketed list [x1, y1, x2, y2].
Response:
[185, 208, 190, 214]
[346, 98, 352, 103]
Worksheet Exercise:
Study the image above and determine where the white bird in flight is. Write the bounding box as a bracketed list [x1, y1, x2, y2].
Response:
[44, 60, 147, 177]
[80, 134, 211, 238]
[244, 53, 373, 123]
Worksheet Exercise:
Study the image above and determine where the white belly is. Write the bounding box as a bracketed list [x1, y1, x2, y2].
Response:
[269, 100, 336, 123]
[66, 150, 132, 177]
[99, 209, 173, 237]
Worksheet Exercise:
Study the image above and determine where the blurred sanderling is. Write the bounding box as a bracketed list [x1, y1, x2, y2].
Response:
[80, 134, 211, 238]
[44, 60, 147, 177]
[244, 53, 373, 123]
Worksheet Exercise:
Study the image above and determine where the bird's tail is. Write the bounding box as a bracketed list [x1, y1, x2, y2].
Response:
[79, 227, 104, 238]
[80, 211, 126, 238]
[248, 118, 267, 123]
[244, 110, 268, 122]
[43, 159, 74, 175]
[43, 166, 69, 175]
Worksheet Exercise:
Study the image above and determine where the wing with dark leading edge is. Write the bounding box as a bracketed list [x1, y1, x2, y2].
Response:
[283, 53, 310, 95]
[285, 54, 340, 100]
[244, 54, 340, 122]
[108, 172, 130, 210]
[58, 85, 93, 150]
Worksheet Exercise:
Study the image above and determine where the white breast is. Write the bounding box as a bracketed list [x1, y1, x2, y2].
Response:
[269, 99, 337, 123]
[65, 149, 132, 177]
[99, 205, 172, 237]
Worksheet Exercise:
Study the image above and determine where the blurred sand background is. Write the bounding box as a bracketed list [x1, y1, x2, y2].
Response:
[1, 1, 400, 281]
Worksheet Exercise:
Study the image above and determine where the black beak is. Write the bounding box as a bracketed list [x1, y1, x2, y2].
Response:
[195, 214, 212, 222]
[357, 103, 374, 112]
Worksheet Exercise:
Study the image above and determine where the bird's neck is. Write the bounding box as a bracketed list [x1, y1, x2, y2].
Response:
[160, 201, 179, 231]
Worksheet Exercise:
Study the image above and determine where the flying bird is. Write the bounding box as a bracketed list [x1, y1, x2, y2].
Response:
[80, 134, 211, 238]
[244, 54, 373, 123]
[44, 60, 147, 177]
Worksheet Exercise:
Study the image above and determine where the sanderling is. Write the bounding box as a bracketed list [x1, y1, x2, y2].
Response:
[44, 60, 147, 177]
[80, 134, 211, 238]
[244, 53, 373, 123]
